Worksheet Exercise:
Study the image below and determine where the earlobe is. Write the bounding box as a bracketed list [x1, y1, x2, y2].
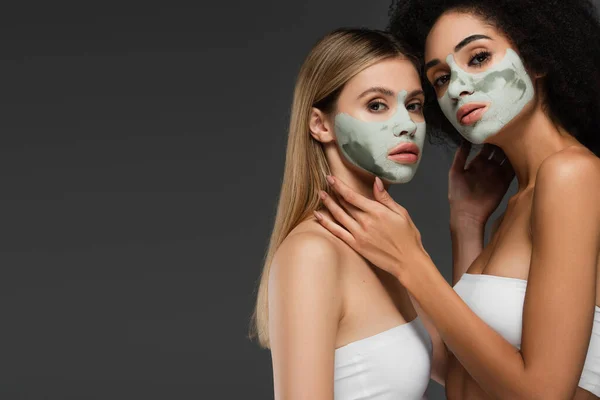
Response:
[309, 107, 335, 144]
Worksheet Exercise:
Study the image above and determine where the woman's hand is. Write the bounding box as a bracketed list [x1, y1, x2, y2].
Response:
[314, 176, 431, 281]
[449, 142, 514, 228]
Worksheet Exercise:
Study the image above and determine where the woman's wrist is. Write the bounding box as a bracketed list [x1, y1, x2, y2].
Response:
[450, 220, 485, 238]
[449, 209, 488, 232]
[394, 250, 436, 286]
[398, 253, 440, 294]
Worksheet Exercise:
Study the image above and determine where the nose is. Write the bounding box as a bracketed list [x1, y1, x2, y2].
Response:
[447, 68, 474, 101]
[392, 120, 417, 138]
[393, 129, 416, 138]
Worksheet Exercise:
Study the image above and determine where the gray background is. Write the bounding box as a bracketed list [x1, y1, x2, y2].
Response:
[0, 1, 597, 399]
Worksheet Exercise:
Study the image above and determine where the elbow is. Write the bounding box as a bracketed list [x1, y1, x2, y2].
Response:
[508, 388, 571, 400]
[496, 381, 568, 400]
[494, 369, 577, 400]
[515, 372, 581, 400]
[514, 395, 564, 400]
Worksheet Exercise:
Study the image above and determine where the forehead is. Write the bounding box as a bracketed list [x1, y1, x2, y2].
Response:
[344, 57, 421, 93]
[425, 12, 498, 60]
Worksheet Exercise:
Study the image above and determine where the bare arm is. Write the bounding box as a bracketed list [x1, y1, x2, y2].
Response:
[314, 151, 599, 399]
[406, 153, 600, 399]
[448, 143, 513, 285]
[268, 231, 343, 400]
[450, 214, 504, 284]
[450, 219, 485, 285]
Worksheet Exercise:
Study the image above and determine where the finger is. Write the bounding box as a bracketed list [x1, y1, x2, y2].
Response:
[451, 141, 471, 172]
[501, 157, 516, 179]
[493, 147, 510, 168]
[482, 144, 496, 157]
[501, 156, 513, 171]
[333, 189, 375, 229]
[337, 194, 365, 222]
[466, 144, 494, 169]
[319, 191, 361, 233]
[490, 147, 507, 163]
[373, 177, 406, 215]
[314, 211, 356, 245]
[327, 175, 373, 211]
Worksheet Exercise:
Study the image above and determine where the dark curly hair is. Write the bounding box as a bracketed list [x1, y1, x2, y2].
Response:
[387, 0, 600, 155]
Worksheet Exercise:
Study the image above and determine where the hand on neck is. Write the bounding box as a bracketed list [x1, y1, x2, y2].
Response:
[327, 164, 380, 201]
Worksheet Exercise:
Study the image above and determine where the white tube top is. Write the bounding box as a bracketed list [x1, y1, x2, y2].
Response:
[454, 273, 600, 396]
[334, 317, 432, 400]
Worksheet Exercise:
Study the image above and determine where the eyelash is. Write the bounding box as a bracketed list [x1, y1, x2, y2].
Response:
[432, 50, 493, 88]
[367, 101, 423, 113]
[433, 75, 450, 88]
[406, 102, 423, 112]
[469, 50, 492, 67]
[368, 101, 388, 112]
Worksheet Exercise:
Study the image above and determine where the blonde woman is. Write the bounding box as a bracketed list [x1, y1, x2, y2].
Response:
[251, 28, 447, 399]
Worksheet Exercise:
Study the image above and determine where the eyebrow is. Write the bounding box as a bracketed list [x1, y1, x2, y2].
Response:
[357, 86, 394, 99]
[454, 34, 492, 52]
[357, 87, 423, 100]
[424, 59, 440, 73]
[424, 34, 493, 73]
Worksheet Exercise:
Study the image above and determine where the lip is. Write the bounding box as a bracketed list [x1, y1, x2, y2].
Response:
[456, 103, 489, 126]
[387, 142, 420, 164]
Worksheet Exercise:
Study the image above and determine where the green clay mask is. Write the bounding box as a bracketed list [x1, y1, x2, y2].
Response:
[438, 48, 534, 144]
[334, 90, 426, 184]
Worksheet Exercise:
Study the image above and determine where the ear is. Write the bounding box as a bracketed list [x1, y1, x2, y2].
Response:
[309, 107, 335, 144]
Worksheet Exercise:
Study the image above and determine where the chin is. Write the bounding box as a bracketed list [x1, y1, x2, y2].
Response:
[384, 177, 413, 185]
[460, 124, 501, 144]
[380, 169, 416, 185]
[462, 133, 486, 145]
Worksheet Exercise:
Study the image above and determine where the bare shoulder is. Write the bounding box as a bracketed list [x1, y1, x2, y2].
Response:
[536, 146, 600, 197]
[531, 146, 600, 231]
[270, 220, 344, 289]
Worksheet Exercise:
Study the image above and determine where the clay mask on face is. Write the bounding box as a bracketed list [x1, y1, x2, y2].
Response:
[334, 90, 426, 184]
[438, 48, 534, 144]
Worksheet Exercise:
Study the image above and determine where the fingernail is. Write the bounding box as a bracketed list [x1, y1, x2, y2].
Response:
[326, 175, 335, 185]
[375, 177, 384, 192]
[319, 191, 327, 200]
[313, 211, 323, 221]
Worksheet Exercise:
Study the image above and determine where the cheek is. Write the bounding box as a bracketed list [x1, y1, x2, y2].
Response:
[435, 86, 448, 100]
[476, 74, 510, 93]
[334, 119, 377, 151]
[437, 94, 456, 120]
[348, 129, 374, 146]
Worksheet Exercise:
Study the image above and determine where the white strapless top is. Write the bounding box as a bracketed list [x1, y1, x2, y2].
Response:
[334, 317, 433, 400]
[454, 273, 600, 396]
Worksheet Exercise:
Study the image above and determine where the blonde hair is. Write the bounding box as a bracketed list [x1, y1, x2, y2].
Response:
[250, 28, 417, 348]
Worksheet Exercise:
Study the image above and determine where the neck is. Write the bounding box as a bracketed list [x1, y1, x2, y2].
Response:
[488, 101, 578, 191]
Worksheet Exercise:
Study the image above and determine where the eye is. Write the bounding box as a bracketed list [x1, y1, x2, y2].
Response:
[368, 101, 388, 113]
[432, 74, 450, 88]
[406, 102, 423, 112]
[469, 51, 491, 67]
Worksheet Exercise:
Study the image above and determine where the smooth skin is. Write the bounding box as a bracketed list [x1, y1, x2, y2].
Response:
[315, 12, 600, 400]
[269, 57, 447, 400]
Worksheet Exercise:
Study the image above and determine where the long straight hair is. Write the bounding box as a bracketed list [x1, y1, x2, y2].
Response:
[251, 28, 418, 348]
